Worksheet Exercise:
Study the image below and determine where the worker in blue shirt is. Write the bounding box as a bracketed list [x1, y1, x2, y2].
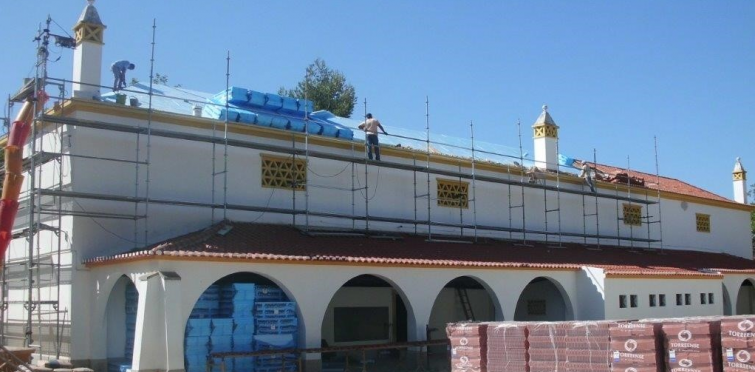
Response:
[111, 60, 135, 91]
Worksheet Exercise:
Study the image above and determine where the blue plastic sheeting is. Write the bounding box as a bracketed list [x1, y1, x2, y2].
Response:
[214, 87, 314, 114]
[221, 283, 256, 300]
[210, 335, 233, 351]
[102, 84, 535, 170]
[186, 319, 213, 336]
[254, 334, 296, 350]
[559, 154, 578, 168]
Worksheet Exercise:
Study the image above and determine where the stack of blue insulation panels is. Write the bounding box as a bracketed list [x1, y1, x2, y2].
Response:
[125, 284, 138, 359]
[223, 283, 256, 372]
[185, 283, 299, 372]
[253, 285, 298, 372]
[203, 87, 354, 140]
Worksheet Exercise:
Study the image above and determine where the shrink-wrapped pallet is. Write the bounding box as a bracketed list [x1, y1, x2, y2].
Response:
[721, 317, 755, 372]
[447, 322, 488, 372]
[486, 322, 528, 372]
[609, 321, 663, 372]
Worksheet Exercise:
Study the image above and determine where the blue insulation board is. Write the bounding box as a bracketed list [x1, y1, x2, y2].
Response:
[186, 319, 213, 337]
[253, 334, 296, 350]
[233, 335, 254, 352]
[254, 302, 296, 319]
[256, 318, 298, 335]
[234, 318, 255, 335]
[221, 283, 256, 300]
[255, 286, 285, 302]
[212, 318, 234, 336]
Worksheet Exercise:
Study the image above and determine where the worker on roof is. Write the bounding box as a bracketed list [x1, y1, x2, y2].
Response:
[358, 113, 388, 161]
[579, 161, 597, 193]
[111, 60, 135, 91]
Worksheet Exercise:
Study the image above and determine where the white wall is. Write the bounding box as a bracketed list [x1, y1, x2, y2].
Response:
[577, 267, 606, 320]
[604, 278, 723, 320]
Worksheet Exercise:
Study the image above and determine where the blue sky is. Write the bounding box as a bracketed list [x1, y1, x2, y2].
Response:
[1, 1, 753, 200]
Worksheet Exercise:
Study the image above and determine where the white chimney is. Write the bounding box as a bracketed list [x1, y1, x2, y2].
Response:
[733, 157, 748, 204]
[193, 105, 203, 117]
[532, 105, 559, 171]
[72, 0, 105, 99]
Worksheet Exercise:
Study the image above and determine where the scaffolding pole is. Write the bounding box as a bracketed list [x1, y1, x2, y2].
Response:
[470, 121, 478, 242]
[425, 97, 432, 240]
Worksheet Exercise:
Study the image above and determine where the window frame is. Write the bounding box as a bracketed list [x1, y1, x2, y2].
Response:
[622, 204, 643, 226]
[260, 154, 307, 191]
[695, 213, 711, 233]
[436, 178, 470, 209]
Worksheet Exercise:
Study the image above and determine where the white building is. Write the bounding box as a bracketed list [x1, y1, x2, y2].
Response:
[2, 2, 754, 372]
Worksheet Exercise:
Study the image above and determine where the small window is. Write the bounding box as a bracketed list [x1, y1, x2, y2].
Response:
[649, 294, 657, 307]
[622, 204, 643, 226]
[696, 213, 711, 233]
[527, 300, 546, 316]
[261, 154, 307, 190]
[708, 293, 714, 304]
[700, 293, 707, 305]
[685, 293, 691, 305]
[619, 295, 627, 309]
[437, 179, 469, 208]
[676, 294, 683, 306]
[630, 295, 638, 308]
[659, 294, 666, 307]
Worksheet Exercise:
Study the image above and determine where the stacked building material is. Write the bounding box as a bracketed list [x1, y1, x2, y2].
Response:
[447, 322, 488, 372]
[527, 322, 611, 372]
[222, 283, 256, 372]
[609, 321, 662, 372]
[190, 285, 220, 318]
[660, 318, 721, 372]
[720, 317, 755, 371]
[184, 319, 212, 372]
[253, 285, 298, 372]
[486, 322, 528, 372]
[124, 284, 138, 360]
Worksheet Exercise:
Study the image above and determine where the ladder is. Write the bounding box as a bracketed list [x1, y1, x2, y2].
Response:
[456, 288, 475, 321]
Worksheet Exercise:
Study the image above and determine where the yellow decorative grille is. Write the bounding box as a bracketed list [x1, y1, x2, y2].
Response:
[733, 171, 746, 181]
[74, 24, 104, 44]
[437, 179, 469, 208]
[533, 124, 558, 138]
[696, 213, 711, 233]
[261, 154, 306, 191]
[622, 204, 642, 226]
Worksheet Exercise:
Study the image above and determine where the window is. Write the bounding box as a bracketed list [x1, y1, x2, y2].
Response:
[659, 294, 666, 307]
[527, 300, 547, 316]
[261, 154, 306, 190]
[685, 293, 691, 305]
[630, 295, 638, 308]
[676, 294, 683, 306]
[619, 295, 627, 309]
[649, 294, 657, 307]
[622, 204, 642, 226]
[700, 293, 707, 305]
[708, 293, 714, 304]
[696, 213, 711, 233]
[437, 179, 469, 208]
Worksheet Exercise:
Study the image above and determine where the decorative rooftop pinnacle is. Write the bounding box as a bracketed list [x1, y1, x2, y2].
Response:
[734, 157, 746, 173]
[78, 0, 103, 26]
[533, 104, 558, 128]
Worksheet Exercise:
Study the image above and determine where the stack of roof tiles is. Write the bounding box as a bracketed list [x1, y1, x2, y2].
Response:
[447, 322, 488, 372]
[486, 322, 528, 372]
[609, 321, 662, 372]
[527, 322, 611, 372]
[720, 317, 755, 371]
[660, 318, 722, 372]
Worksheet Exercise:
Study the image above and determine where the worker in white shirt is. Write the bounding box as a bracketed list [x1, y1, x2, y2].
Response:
[579, 161, 596, 193]
[358, 113, 388, 161]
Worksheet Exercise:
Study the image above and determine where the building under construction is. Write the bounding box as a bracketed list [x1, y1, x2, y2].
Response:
[1, 2, 754, 372]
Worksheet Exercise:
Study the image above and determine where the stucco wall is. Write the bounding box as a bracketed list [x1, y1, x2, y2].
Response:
[604, 277, 723, 320]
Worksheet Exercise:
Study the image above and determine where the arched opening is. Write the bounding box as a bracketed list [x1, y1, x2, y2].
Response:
[428, 276, 498, 338]
[723, 283, 733, 316]
[736, 279, 755, 315]
[321, 274, 414, 371]
[105, 275, 138, 372]
[427, 276, 498, 370]
[514, 277, 573, 321]
[185, 272, 298, 372]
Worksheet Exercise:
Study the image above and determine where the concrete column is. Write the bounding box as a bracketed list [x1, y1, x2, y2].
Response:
[131, 272, 184, 372]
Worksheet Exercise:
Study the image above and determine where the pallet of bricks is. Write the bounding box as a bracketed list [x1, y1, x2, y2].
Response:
[720, 316, 755, 372]
[656, 317, 722, 372]
[486, 322, 528, 372]
[527, 321, 611, 372]
[252, 285, 298, 372]
[447, 322, 488, 372]
[609, 320, 663, 372]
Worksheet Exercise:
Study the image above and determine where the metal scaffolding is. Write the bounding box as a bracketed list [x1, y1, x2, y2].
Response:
[0, 14, 669, 357]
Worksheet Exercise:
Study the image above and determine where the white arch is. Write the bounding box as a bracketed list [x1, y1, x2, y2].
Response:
[513, 276, 575, 321]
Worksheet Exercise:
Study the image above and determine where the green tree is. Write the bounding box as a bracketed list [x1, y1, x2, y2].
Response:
[279, 58, 357, 118]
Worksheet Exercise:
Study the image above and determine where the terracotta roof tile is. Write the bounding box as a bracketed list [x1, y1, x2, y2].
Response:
[84, 222, 755, 277]
[592, 163, 731, 203]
